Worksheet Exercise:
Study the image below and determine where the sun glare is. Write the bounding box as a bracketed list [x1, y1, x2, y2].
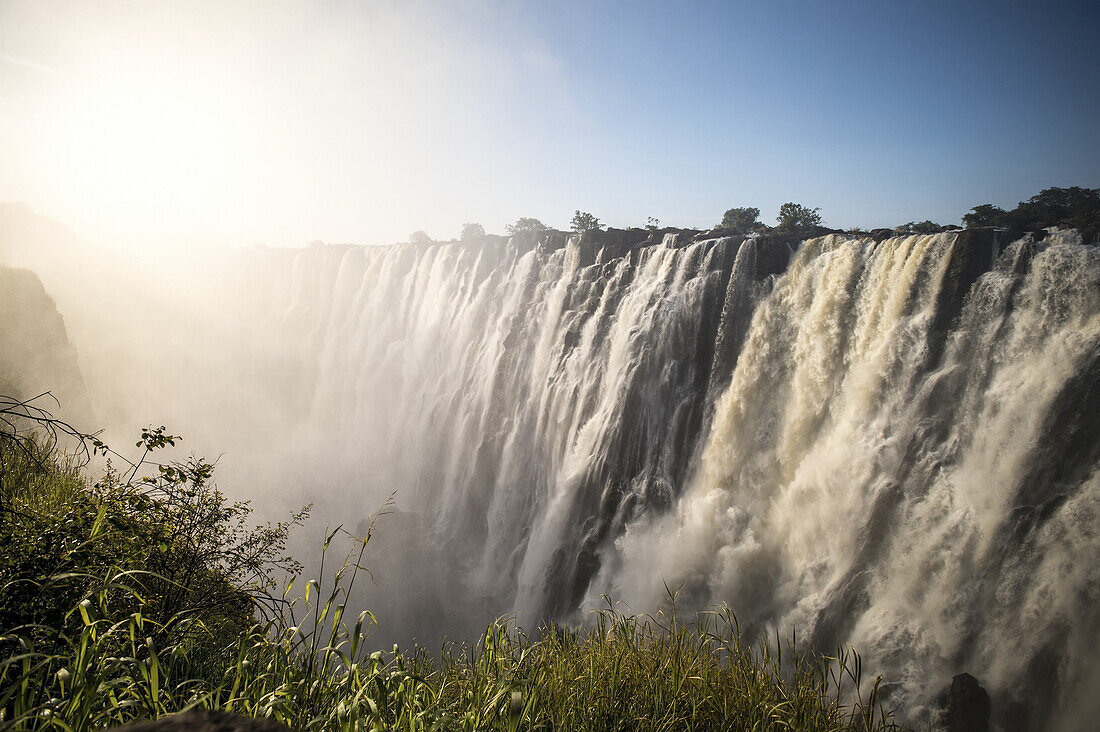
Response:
[38, 68, 247, 242]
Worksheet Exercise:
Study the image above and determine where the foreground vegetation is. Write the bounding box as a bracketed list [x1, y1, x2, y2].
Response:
[1, 395, 898, 730]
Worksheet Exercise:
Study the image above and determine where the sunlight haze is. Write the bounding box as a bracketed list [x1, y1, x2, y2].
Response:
[2, 0, 1098, 247]
[2, 4, 1100, 729]
[1, 1, 575, 248]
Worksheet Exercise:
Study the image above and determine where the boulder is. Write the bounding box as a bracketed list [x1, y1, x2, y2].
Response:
[947, 673, 990, 732]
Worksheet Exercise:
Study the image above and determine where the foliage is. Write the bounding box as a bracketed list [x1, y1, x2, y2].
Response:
[425, 602, 897, 732]
[504, 218, 548, 235]
[0, 396, 309, 687]
[645, 217, 660, 233]
[1, 546, 900, 731]
[893, 220, 955, 235]
[460, 223, 485, 241]
[720, 207, 762, 232]
[963, 186, 1100, 242]
[961, 204, 1008, 229]
[1, 396, 898, 731]
[776, 203, 822, 230]
[569, 211, 602, 235]
[1014, 186, 1100, 234]
[408, 231, 433, 245]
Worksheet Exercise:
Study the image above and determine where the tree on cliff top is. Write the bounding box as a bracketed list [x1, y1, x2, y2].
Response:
[963, 187, 1100, 241]
[720, 207, 762, 232]
[1014, 186, 1100, 238]
[962, 204, 1007, 228]
[506, 217, 548, 235]
[570, 210, 602, 234]
[776, 202, 822, 230]
[409, 231, 433, 244]
[460, 223, 485, 241]
[894, 220, 954, 235]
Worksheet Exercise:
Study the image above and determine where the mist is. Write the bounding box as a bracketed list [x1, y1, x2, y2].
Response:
[3, 2, 1099, 729]
[5, 202, 1098, 730]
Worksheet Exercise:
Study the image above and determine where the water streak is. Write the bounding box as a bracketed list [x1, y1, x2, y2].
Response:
[242, 230, 1098, 729]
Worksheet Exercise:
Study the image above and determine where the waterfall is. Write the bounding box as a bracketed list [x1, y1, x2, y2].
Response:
[595, 231, 1099, 729]
[239, 229, 1098, 729]
[242, 233, 771, 616]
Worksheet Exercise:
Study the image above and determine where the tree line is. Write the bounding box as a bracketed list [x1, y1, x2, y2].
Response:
[408, 186, 1098, 243]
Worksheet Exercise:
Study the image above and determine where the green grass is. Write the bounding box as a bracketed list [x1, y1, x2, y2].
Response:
[1, 414, 900, 731]
[2, 563, 899, 731]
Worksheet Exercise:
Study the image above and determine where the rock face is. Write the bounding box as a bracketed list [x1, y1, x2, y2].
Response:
[947, 673, 991, 732]
[114, 710, 294, 731]
[0, 266, 94, 427]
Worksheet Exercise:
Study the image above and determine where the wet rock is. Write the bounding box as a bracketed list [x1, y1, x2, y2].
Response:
[947, 673, 990, 732]
[751, 235, 797, 277]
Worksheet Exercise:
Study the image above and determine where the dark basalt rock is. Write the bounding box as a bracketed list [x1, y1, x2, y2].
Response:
[567, 227, 660, 266]
[113, 710, 294, 731]
[946, 673, 990, 732]
[924, 228, 1001, 365]
[750, 234, 799, 277]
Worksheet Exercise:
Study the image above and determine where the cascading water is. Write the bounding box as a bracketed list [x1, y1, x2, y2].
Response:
[238, 229, 1098, 730]
[242, 233, 779, 622]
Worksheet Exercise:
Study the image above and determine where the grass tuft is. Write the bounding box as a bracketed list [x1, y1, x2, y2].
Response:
[1, 406, 900, 730]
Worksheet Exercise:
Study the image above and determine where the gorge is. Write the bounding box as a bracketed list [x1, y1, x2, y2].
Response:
[3, 223, 1098, 730]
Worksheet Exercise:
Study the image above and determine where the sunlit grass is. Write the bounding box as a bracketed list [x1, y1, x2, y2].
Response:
[2, 546, 899, 731]
[1, 413, 900, 731]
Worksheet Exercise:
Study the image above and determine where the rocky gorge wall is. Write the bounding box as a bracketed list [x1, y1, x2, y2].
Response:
[234, 226, 1099, 730]
[0, 266, 92, 427]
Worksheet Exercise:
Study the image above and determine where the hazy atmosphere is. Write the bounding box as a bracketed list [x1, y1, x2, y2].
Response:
[2, 2, 1099, 731]
[3, 0, 1099, 248]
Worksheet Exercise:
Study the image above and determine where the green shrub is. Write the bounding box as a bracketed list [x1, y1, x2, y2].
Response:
[1, 397, 898, 731]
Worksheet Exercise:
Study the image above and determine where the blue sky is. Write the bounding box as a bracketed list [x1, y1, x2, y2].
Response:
[498, 0, 1100, 229]
[1, 0, 1098, 246]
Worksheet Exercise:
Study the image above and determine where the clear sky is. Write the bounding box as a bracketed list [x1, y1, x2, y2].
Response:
[1, 0, 1098, 248]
